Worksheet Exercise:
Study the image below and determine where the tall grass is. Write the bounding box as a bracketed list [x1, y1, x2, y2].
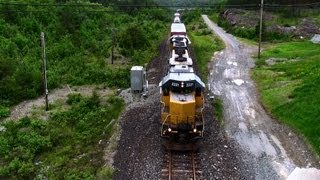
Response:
[188, 19, 223, 81]
[213, 97, 224, 126]
[252, 41, 320, 155]
[0, 93, 124, 179]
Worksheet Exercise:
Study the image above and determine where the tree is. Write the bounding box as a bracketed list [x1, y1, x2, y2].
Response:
[118, 23, 149, 56]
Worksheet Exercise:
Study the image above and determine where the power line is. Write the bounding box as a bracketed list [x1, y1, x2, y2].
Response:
[0, 2, 319, 14]
[264, 2, 320, 7]
[0, 2, 276, 8]
[0, 2, 101, 7]
[0, 9, 117, 13]
[1, 1, 320, 7]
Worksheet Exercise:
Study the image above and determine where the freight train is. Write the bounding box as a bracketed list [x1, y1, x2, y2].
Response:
[159, 12, 205, 143]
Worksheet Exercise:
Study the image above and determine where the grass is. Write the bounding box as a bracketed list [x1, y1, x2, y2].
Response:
[188, 22, 224, 81]
[267, 14, 300, 27]
[259, 41, 320, 62]
[187, 16, 225, 127]
[237, 37, 258, 46]
[208, 12, 219, 23]
[212, 97, 224, 126]
[252, 40, 320, 155]
[0, 93, 125, 179]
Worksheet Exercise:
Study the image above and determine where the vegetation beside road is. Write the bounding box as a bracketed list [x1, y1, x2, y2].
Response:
[0, 93, 124, 179]
[184, 11, 225, 129]
[252, 41, 320, 155]
[185, 11, 224, 81]
[212, 97, 224, 126]
[0, 0, 171, 178]
[0, 0, 170, 115]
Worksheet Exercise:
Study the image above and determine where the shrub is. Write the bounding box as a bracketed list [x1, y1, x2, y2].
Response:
[66, 93, 82, 105]
[118, 23, 149, 56]
[0, 94, 125, 178]
[0, 105, 10, 119]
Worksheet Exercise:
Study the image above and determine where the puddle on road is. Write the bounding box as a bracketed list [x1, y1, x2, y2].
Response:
[233, 79, 245, 86]
[238, 122, 248, 132]
[244, 106, 256, 119]
[235, 130, 277, 157]
[227, 61, 238, 66]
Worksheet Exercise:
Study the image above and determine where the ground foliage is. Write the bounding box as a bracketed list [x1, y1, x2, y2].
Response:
[214, 12, 293, 42]
[0, 0, 170, 114]
[226, 0, 319, 5]
[252, 41, 320, 155]
[183, 10, 223, 81]
[0, 0, 170, 178]
[0, 93, 125, 179]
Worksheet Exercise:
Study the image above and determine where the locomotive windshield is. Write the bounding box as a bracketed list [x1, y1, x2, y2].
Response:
[170, 81, 194, 93]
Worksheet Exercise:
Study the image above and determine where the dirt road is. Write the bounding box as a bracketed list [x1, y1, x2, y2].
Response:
[202, 15, 320, 179]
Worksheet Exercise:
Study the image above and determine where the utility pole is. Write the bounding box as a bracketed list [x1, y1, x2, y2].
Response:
[40, 32, 49, 111]
[258, 0, 264, 59]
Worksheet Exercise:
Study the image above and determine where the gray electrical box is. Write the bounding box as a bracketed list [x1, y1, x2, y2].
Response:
[131, 66, 147, 93]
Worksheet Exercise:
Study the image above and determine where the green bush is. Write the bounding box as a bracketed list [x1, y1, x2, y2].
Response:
[0, 93, 125, 178]
[0, 117, 51, 178]
[97, 166, 114, 180]
[0, 2, 169, 106]
[118, 23, 150, 56]
[0, 105, 10, 119]
[216, 11, 294, 42]
[183, 10, 202, 24]
[66, 93, 82, 105]
[234, 27, 257, 40]
[253, 41, 320, 155]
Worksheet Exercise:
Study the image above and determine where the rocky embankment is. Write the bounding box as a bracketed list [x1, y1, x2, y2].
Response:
[221, 8, 320, 39]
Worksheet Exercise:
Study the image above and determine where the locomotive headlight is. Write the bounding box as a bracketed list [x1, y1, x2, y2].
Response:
[181, 82, 184, 88]
[193, 128, 197, 133]
[168, 128, 172, 132]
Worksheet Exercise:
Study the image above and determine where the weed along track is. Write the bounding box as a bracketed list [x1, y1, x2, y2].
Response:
[161, 150, 202, 180]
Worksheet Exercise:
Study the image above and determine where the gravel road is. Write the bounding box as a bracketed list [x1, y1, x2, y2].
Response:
[202, 15, 320, 179]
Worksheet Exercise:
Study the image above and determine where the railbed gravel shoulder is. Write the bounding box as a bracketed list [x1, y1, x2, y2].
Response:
[113, 85, 163, 180]
[113, 40, 168, 180]
[199, 96, 253, 179]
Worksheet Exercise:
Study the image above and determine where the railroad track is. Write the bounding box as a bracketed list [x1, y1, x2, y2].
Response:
[161, 150, 202, 180]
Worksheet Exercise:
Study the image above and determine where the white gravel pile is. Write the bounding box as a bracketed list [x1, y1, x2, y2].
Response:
[287, 167, 320, 180]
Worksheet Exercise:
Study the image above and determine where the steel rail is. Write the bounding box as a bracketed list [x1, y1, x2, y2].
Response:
[192, 151, 197, 180]
[169, 151, 172, 180]
[163, 150, 200, 180]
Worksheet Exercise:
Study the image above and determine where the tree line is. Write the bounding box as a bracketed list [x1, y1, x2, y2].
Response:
[226, 0, 319, 5]
[0, 0, 171, 115]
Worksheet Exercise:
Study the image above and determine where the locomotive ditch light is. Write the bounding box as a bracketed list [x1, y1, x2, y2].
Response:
[168, 128, 172, 132]
[193, 128, 197, 133]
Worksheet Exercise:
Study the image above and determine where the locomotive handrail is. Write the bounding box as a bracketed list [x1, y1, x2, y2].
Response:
[161, 114, 171, 136]
[160, 100, 166, 112]
[200, 97, 205, 137]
